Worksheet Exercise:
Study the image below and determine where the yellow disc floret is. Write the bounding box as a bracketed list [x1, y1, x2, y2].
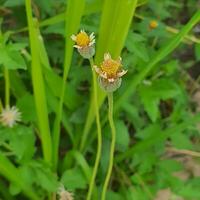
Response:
[149, 20, 158, 29]
[75, 31, 90, 47]
[101, 58, 121, 77]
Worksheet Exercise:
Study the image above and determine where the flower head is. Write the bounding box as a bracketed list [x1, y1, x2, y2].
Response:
[71, 30, 95, 59]
[0, 106, 21, 128]
[94, 53, 127, 92]
[149, 20, 158, 29]
[58, 185, 74, 200]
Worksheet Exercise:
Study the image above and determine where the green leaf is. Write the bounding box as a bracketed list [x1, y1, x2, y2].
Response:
[170, 132, 193, 150]
[139, 78, 180, 122]
[0, 43, 26, 70]
[4, 0, 24, 7]
[135, 123, 161, 140]
[17, 93, 37, 123]
[126, 32, 149, 62]
[106, 191, 123, 200]
[9, 125, 35, 163]
[30, 161, 59, 192]
[115, 120, 130, 152]
[195, 43, 200, 61]
[19, 161, 59, 192]
[9, 183, 21, 196]
[61, 168, 87, 190]
[0, 152, 39, 200]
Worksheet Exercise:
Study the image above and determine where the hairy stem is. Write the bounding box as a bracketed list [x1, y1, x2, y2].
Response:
[101, 92, 116, 200]
[4, 68, 10, 107]
[86, 58, 102, 200]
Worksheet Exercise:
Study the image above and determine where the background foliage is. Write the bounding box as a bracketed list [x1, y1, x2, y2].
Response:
[0, 0, 200, 199]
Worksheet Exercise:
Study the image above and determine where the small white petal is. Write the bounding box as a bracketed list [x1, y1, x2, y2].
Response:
[118, 56, 122, 62]
[117, 69, 127, 77]
[108, 78, 115, 83]
[99, 72, 107, 79]
[93, 65, 101, 73]
[90, 32, 95, 40]
[0, 106, 21, 128]
[89, 40, 95, 46]
[71, 34, 77, 41]
[73, 45, 82, 49]
[104, 53, 111, 60]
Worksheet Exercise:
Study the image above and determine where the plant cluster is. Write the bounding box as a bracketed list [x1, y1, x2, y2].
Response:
[0, 0, 200, 200]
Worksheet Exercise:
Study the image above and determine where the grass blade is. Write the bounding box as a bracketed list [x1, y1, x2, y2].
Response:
[25, 0, 52, 164]
[52, 0, 85, 170]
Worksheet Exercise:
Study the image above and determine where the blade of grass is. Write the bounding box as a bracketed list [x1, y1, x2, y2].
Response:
[52, 0, 85, 170]
[80, 0, 138, 152]
[25, 0, 52, 164]
[0, 152, 39, 200]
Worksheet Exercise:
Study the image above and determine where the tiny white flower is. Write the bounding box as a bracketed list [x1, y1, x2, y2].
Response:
[58, 185, 74, 200]
[93, 53, 127, 92]
[0, 106, 21, 128]
[71, 30, 95, 59]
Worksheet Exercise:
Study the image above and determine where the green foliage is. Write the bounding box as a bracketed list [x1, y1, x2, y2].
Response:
[0, 0, 200, 199]
[0, 33, 27, 70]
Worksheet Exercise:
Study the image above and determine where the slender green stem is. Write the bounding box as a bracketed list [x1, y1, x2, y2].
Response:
[101, 93, 116, 200]
[86, 58, 102, 200]
[4, 68, 10, 107]
[0, 99, 3, 112]
[52, 67, 67, 170]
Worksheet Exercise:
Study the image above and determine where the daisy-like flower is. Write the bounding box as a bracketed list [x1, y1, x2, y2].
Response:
[0, 106, 21, 128]
[94, 53, 127, 92]
[58, 185, 74, 200]
[71, 30, 95, 59]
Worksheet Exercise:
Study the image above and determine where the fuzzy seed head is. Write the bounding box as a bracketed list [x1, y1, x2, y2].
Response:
[0, 106, 21, 128]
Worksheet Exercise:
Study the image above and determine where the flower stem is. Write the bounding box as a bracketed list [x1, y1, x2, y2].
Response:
[4, 68, 10, 107]
[86, 58, 102, 200]
[101, 92, 116, 200]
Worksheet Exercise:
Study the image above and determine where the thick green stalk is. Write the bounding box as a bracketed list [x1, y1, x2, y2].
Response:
[25, 0, 52, 164]
[4, 68, 10, 107]
[101, 93, 116, 200]
[86, 58, 102, 200]
[52, 0, 85, 170]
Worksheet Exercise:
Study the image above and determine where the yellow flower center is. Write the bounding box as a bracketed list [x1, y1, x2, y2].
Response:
[76, 32, 90, 47]
[101, 59, 121, 77]
[149, 20, 158, 29]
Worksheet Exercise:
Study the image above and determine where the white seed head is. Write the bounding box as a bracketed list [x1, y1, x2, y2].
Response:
[0, 106, 21, 128]
[58, 185, 74, 200]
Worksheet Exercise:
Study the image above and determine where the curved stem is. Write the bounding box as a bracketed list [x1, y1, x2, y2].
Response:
[86, 58, 102, 200]
[4, 68, 10, 107]
[101, 92, 116, 200]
